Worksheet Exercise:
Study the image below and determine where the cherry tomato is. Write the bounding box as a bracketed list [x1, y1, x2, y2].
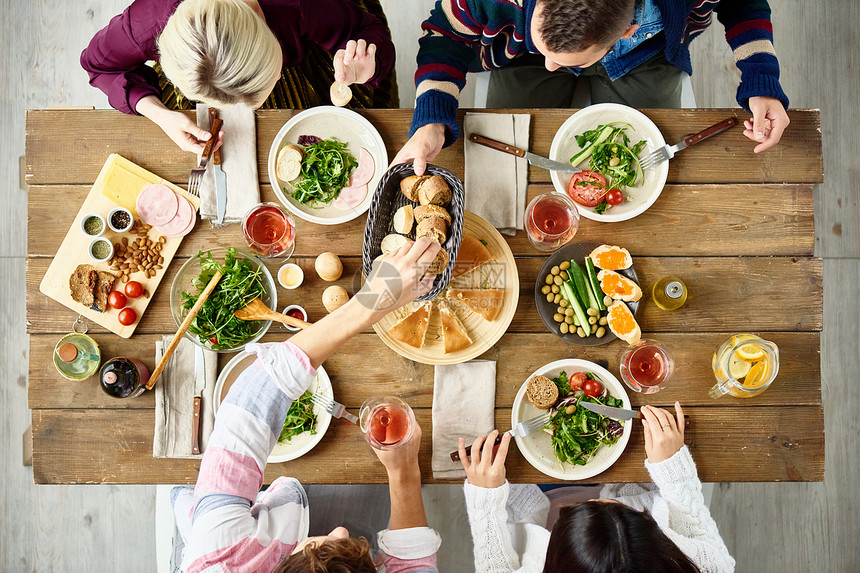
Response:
[605, 188, 624, 206]
[108, 291, 127, 310]
[125, 281, 144, 299]
[209, 337, 218, 345]
[582, 379, 603, 398]
[570, 372, 588, 391]
[567, 170, 608, 207]
[117, 308, 137, 326]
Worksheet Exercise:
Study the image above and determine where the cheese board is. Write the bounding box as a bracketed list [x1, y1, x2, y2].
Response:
[39, 154, 200, 338]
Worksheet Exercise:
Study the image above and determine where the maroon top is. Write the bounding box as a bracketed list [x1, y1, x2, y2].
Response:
[80, 0, 395, 115]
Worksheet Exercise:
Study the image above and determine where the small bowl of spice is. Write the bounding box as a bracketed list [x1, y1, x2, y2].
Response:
[278, 263, 304, 289]
[108, 207, 134, 233]
[81, 213, 106, 237]
[281, 305, 307, 332]
[88, 237, 114, 263]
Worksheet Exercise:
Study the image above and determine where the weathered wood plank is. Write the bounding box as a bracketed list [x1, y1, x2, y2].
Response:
[27, 331, 821, 410]
[25, 109, 823, 187]
[25, 256, 824, 334]
[30, 405, 824, 484]
[27, 183, 816, 258]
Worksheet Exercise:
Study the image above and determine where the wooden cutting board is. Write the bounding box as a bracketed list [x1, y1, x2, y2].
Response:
[39, 154, 200, 338]
[372, 211, 519, 365]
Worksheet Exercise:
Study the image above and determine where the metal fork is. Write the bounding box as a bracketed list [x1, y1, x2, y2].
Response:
[310, 392, 358, 425]
[639, 117, 737, 171]
[187, 117, 223, 197]
[450, 411, 552, 462]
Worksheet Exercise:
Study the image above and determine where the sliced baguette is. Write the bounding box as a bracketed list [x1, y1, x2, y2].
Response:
[526, 375, 559, 409]
[276, 144, 303, 182]
[414, 204, 451, 225]
[416, 216, 447, 244]
[400, 175, 428, 202]
[392, 205, 415, 234]
[329, 81, 353, 107]
[425, 245, 449, 275]
[417, 175, 452, 206]
[381, 233, 411, 256]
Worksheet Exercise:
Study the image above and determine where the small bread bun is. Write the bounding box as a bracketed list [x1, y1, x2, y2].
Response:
[416, 216, 447, 244]
[414, 204, 451, 225]
[276, 144, 303, 182]
[400, 175, 427, 202]
[417, 175, 452, 206]
[381, 233, 411, 256]
[425, 245, 449, 275]
[393, 205, 415, 234]
[330, 81, 352, 107]
[526, 375, 559, 409]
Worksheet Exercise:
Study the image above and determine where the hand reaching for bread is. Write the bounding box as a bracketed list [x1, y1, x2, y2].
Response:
[358, 237, 441, 314]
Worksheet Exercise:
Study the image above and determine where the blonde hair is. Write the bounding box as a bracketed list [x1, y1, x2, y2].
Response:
[157, 0, 282, 108]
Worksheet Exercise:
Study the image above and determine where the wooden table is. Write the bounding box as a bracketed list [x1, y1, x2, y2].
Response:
[25, 108, 824, 484]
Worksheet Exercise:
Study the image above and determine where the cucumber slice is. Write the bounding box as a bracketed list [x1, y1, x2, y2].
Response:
[561, 281, 591, 336]
[569, 260, 594, 310]
[585, 257, 605, 311]
[569, 124, 616, 166]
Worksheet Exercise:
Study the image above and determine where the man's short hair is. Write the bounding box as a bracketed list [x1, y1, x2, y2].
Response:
[536, 0, 637, 54]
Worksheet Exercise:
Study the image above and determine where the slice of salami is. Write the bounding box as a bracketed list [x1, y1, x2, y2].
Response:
[332, 184, 368, 210]
[136, 184, 179, 226]
[155, 195, 196, 236]
[348, 148, 375, 188]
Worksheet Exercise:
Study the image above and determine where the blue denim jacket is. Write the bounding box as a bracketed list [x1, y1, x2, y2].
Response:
[569, 0, 666, 80]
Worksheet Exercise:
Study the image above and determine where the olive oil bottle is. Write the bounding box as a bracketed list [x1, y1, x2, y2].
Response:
[652, 276, 687, 311]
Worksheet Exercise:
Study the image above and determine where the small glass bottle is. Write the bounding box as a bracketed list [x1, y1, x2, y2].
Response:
[99, 357, 150, 398]
[652, 276, 687, 310]
[53, 333, 101, 380]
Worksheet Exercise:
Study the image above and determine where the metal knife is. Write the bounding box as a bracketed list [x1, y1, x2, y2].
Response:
[208, 107, 228, 224]
[191, 345, 207, 455]
[579, 401, 691, 429]
[468, 133, 582, 174]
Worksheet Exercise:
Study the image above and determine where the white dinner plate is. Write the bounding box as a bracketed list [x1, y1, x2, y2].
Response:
[549, 103, 669, 222]
[268, 106, 388, 225]
[213, 342, 333, 463]
[512, 359, 633, 480]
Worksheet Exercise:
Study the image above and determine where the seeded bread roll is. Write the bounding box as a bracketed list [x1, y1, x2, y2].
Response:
[400, 175, 428, 202]
[414, 204, 451, 225]
[417, 175, 452, 206]
[425, 246, 449, 275]
[416, 216, 447, 244]
[526, 375, 559, 409]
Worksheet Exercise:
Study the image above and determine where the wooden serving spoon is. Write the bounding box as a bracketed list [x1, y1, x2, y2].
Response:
[235, 298, 312, 330]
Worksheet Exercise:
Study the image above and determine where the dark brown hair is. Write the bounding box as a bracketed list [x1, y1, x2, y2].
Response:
[543, 502, 702, 573]
[536, 0, 636, 53]
[274, 537, 377, 573]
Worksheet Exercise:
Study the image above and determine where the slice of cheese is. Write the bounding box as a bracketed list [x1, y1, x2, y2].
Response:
[100, 163, 160, 216]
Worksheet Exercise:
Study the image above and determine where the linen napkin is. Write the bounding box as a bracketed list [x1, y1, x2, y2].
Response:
[463, 113, 530, 235]
[431, 360, 496, 479]
[153, 336, 218, 459]
[195, 103, 261, 226]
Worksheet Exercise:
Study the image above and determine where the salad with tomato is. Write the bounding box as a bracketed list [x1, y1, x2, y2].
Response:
[567, 123, 647, 214]
[545, 371, 625, 467]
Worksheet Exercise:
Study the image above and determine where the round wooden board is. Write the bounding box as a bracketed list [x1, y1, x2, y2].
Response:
[372, 211, 519, 365]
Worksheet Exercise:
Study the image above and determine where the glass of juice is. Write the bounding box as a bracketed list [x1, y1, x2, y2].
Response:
[619, 339, 674, 394]
[242, 202, 296, 259]
[358, 395, 416, 450]
[710, 334, 779, 399]
[525, 192, 579, 252]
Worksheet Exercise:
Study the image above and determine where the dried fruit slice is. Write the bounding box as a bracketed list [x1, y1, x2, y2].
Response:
[588, 245, 633, 270]
[606, 301, 641, 344]
[598, 270, 642, 302]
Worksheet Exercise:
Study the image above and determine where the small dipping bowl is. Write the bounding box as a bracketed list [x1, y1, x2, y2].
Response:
[88, 237, 114, 263]
[281, 305, 307, 332]
[108, 207, 134, 233]
[80, 213, 106, 237]
[278, 263, 304, 289]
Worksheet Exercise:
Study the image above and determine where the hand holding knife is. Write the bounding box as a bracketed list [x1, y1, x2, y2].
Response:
[191, 345, 207, 455]
[208, 107, 228, 224]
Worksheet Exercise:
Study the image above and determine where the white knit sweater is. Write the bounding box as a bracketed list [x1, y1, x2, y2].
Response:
[463, 446, 735, 573]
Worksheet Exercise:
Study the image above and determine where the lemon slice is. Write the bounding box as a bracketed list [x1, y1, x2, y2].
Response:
[729, 352, 752, 379]
[743, 361, 768, 388]
[735, 342, 766, 362]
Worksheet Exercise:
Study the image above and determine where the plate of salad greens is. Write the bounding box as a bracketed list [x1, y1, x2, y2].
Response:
[170, 247, 277, 353]
[549, 103, 668, 222]
[268, 106, 388, 225]
[213, 342, 333, 463]
[512, 359, 633, 480]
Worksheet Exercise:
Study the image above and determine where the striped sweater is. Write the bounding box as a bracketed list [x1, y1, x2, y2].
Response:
[411, 0, 788, 145]
[174, 341, 441, 572]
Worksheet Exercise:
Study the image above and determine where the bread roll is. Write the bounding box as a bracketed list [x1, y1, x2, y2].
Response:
[416, 216, 447, 244]
[414, 204, 451, 225]
[392, 205, 414, 234]
[417, 175, 452, 206]
[526, 375, 559, 409]
[400, 175, 428, 202]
